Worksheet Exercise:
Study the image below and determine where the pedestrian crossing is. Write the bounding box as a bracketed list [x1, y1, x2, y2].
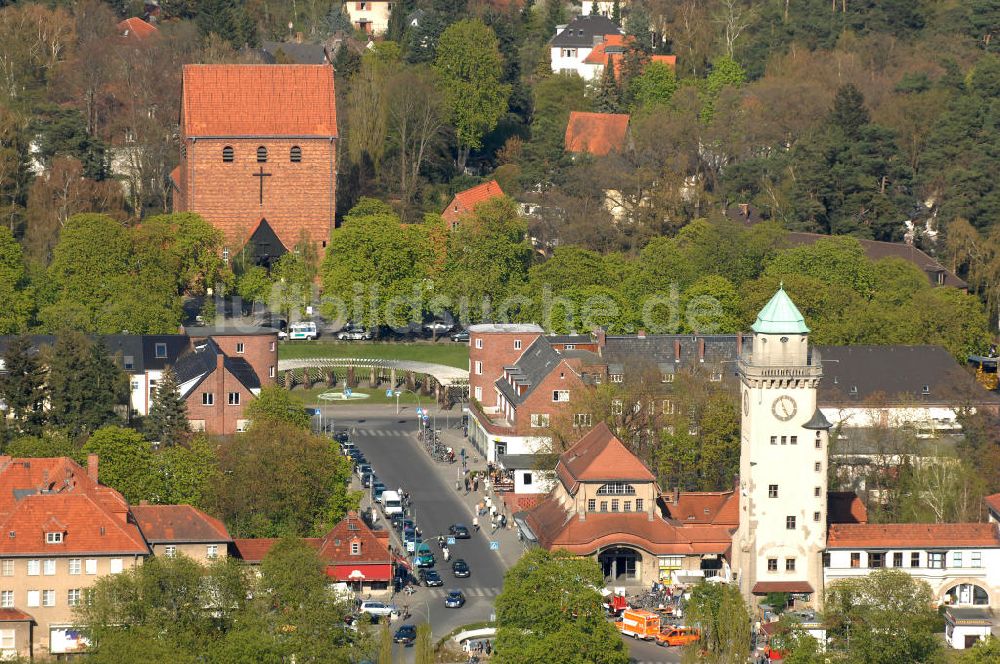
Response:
[351, 428, 413, 437]
[424, 586, 502, 598]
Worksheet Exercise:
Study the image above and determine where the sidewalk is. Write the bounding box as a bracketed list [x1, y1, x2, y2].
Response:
[424, 408, 528, 571]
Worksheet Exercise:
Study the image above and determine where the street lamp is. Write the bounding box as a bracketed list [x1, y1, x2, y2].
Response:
[394, 388, 422, 415]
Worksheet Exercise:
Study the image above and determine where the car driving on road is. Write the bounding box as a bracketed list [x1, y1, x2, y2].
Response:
[452, 559, 470, 578]
[419, 569, 443, 587]
[444, 590, 466, 608]
[448, 524, 470, 539]
[394, 624, 416, 645]
[359, 601, 397, 618]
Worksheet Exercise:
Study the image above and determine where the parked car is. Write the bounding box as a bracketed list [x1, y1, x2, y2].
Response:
[361, 472, 374, 489]
[288, 321, 319, 340]
[450, 330, 470, 343]
[452, 559, 470, 578]
[337, 324, 372, 341]
[333, 431, 350, 444]
[356, 463, 372, 480]
[359, 601, 397, 618]
[339, 441, 356, 455]
[424, 320, 453, 335]
[415, 543, 435, 568]
[419, 568, 443, 587]
[444, 590, 466, 608]
[390, 513, 405, 530]
[448, 524, 470, 539]
[372, 482, 386, 503]
[655, 626, 701, 648]
[393, 624, 417, 645]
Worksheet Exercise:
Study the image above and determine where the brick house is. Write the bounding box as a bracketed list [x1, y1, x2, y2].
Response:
[171, 65, 338, 263]
[130, 504, 232, 564]
[233, 511, 394, 594]
[441, 180, 505, 231]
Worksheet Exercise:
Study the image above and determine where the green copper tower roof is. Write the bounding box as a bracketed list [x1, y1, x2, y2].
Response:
[751, 287, 810, 334]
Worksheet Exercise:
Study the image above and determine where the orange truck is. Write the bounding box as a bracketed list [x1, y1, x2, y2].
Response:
[616, 609, 661, 640]
[655, 626, 701, 647]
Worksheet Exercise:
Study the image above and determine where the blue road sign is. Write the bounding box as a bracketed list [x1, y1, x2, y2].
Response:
[489, 541, 500, 551]
[345, 387, 352, 397]
[386, 389, 394, 398]
[422, 415, 429, 422]
[415, 408, 424, 415]
[447, 536, 456, 546]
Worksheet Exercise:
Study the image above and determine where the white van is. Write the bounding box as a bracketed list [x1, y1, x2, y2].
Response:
[288, 321, 318, 340]
[382, 490, 403, 516]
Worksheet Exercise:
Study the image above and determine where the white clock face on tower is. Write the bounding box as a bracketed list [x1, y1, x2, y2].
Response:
[771, 395, 797, 421]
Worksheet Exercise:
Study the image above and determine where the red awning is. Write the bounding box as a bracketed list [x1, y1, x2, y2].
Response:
[329, 564, 393, 583]
[752, 581, 814, 594]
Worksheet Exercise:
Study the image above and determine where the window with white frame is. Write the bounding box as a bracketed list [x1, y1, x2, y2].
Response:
[475, 361, 483, 375]
[269, 366, 276, 378]
[228, 392, 241, 405]
[26, 560, 39, 576]
[611, 399, 623, 415]
[474, 386, 482, 401]
[573, 413, 592, 427]
[68, 559, 81, 575]
[164, 546, 177, 558]
[42, 590, 54, 607]
[596, 482, 636, 495]
[67, 589, 81, 606]
[110, 559, 123, 574]
[202, 393, 214, 406]
[270, 341, 276, 352]
[661, 372, 674, 383]
[26, 591, 39, 608]
[662, 399, 675, 415]
[552, 390, 569, 402]
[124, 355, 135, 370]
[530, 413, 550, 427]
[953, 551, 963, 568]
[928, 552, 945, 569]
[0, 591, 12, 608]
[475, 338, 483, 349]
[85, 559, 97, 575]
[43, 560, 55, 575]
[610, 373, 624, 383]
[0, 629, 14, 650]
[514, 339, 521, 350]
[155, 343, 167, 358]
[351, 541, 361, 555]
[0, 561, 11, 577]
[972, 551, 982, 567]
[207, 545, 218, 559]
[236, 342, 245, 354]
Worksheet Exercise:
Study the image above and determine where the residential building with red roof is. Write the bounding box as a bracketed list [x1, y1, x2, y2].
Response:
[581, 35, 677, 81]
[171, 64, 338, 263]
[564, 111, 630, 156]
[130, 504, 233, 563]
[117, 16, 158, 40]
[441, 180, 506, 230]
[232, 511, 393, 594]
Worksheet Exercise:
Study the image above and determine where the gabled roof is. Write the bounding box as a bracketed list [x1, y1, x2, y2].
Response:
[118, 17, 158, 40]
[555, 423, 655, 492]
[441, 181, 505, 224]
[173, 338, 262, 397]
[181, 65, 337, 138]
[316, 511, 391, 566]
[495, 337, 563, 406]
[131, 504, 232, 544]
[582, 34, 627, 65]
[564, 111, 629, 156]
[751, 287, 810, 334]
[826, 522, 1000, 548]
[986, 493, 1000, 518]
[232, 537, 281, 563]
[827, 491, 868, 524]
[550, 15, 621, 47]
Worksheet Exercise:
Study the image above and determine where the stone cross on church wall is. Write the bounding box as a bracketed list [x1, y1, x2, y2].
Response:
[252, 165, 272, 206]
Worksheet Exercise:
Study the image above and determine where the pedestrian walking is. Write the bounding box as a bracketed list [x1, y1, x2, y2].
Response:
[500, 514, 507, 529]
[473, 516, 479, 532]
[472, 476, 479, 492]
[464, 477, 470, 493]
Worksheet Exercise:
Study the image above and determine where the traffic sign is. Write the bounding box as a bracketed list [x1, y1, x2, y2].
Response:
[416, 408, 424, 415]
[422, 415, 429, 422]
[489, 541, 499, 551]
[386, 389, 394, 398]
[447, 536, 456, 546]
[344, 387, 352, 397]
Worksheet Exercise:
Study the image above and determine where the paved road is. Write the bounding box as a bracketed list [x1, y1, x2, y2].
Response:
[340, 409, 506, 661]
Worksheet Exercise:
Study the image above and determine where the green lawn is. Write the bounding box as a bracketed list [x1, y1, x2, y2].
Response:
[278, 340, 468, 369]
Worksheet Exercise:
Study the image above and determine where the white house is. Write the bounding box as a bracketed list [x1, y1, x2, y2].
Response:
[343, 0, 392, 35]
[549, 14, 620, 78]
[582, 1, 625, 17]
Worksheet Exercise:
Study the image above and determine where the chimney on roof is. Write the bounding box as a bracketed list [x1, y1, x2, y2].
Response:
[87, 454, 99, 483]
[217, 349, 224, 371]
[637, 329, 646, 339]
[593, 34, 603, 46]
[673, 487, 680, 505]
[594, 328, 606, 349]
[674, 340, 681, 363]
[698, 339, 705, 363]
[736, 333, 743, 357]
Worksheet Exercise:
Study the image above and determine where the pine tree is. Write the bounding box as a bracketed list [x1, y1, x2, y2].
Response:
[48, 333, 126, 439]
[0, 335, 47, 436]
[593, 55, 622, 113]
[612, 0, 622, 26]
[144, 368, 190, 447]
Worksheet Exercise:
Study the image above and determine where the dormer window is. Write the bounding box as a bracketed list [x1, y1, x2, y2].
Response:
[45, 532, 63, 544]
[155, 343, 167, 359]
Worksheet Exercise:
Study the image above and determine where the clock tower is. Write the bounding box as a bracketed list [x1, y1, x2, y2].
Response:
[734, 287, 831, 608]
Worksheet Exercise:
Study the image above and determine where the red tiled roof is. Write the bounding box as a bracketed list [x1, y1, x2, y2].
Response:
[651, 54, 677, 68]
[169, 166, 180, 188]
[0, 609, 33, 622]
[583, 34, 627, 65]
[523, 494, 733, 556]
[985, 493, 1000, 517]
[131, 504, 232, 544]
[556, 423, 655, 493]
[0, 457, 148, 556]
[826, 523, 1000, 548]
[753, 581, 814, 594]
[182, 65, 337, 138]
[827, 491, 868, 525]
[565, 111, 629, 156]
[232, 538, 280, 563]
[316, 511, 391, 566]
[441, 180, 505, 225]
[117, 17, 158, 40]
[663, 491, 739, 526]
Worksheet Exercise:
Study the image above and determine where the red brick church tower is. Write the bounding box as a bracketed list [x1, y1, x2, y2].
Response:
[171, 65, 337, 263]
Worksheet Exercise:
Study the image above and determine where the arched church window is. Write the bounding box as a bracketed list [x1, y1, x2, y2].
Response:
[257, 146, 268, 162]
[290, 146, 302, 162]
[596, 482, 636, 496]
[222, 146, 234, 162]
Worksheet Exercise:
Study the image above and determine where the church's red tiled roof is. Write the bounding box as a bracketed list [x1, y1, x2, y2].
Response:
[565, 111, 629, 156]
[827, 523, 1000, 548]
[182, 65, 337, 138]
[118, 17, 158, 40]
[131, 504, 232, 544]
[555, 423, 654, 494]
[442, 181, 505, 225]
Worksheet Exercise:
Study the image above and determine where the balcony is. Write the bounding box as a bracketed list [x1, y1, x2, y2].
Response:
[738, 354, 824, 381]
